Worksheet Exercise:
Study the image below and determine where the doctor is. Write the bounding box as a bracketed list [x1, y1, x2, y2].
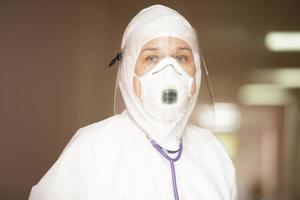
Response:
[29, 4, 237, 200]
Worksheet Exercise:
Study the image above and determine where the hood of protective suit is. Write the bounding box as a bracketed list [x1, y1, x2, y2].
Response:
[117, 4, 201, 150]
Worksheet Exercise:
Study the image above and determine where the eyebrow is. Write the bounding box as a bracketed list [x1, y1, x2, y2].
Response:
[141, 47, 159, 52]
[141, 46, 192, 52]
[176, 47, 192, 51]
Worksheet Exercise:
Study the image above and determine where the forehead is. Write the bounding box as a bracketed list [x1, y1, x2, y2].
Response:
[141, 36, 192, 51]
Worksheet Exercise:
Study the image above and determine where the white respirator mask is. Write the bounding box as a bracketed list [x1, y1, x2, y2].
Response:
[134, 57, 194, 122]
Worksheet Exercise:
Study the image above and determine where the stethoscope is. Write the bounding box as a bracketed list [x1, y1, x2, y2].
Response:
[150, 139, 183, 200]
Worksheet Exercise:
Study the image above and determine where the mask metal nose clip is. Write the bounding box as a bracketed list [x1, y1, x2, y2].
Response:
[152, 64, 182, 76]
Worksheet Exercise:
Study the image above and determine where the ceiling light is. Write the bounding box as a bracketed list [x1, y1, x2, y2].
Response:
[265, 31, 300, 52]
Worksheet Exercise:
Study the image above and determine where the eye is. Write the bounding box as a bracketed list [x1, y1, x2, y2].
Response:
[145, 55, 159, 63]
[175, 55, 188, 62]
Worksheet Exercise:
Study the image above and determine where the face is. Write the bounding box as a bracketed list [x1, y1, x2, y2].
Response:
[133, 36, 196, 98]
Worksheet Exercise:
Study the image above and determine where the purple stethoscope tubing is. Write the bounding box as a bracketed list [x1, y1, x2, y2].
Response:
[150, 140, 183, 200]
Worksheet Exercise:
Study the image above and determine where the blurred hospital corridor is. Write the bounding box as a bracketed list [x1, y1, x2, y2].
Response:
[0, 0, 300, 199]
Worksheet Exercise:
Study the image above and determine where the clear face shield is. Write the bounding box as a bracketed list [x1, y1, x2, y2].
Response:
[112, 33, 215, 132]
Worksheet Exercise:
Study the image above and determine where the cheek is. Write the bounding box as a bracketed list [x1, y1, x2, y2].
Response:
[133, 77, 141, 98]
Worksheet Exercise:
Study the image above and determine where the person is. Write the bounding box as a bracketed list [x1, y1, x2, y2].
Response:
[29, 4, 237, 200]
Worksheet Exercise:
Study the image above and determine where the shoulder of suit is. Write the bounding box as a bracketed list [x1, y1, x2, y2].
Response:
[185, 123, 234, 165]
[185, 123, 215, 141]
[64, 113, 126, 148]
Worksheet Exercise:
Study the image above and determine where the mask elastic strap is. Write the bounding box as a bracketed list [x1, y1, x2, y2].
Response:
[134, 73, 144, 100]
[188, 78, 194, 98]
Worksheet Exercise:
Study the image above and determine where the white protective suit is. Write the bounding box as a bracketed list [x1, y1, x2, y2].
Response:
[29, 4, 237, 200]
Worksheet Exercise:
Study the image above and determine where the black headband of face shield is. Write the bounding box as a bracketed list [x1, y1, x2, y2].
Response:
[108, 52, 122, 67]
